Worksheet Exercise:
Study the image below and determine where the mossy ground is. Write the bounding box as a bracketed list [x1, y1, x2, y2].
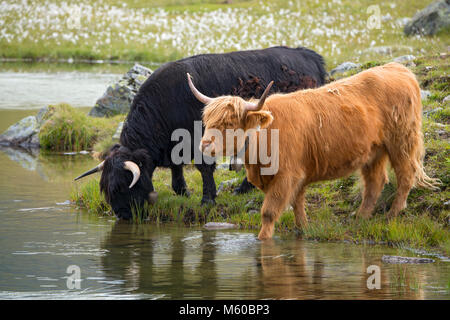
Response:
[72, 55, 449, 255]
[39, 103, 124, 152]
[1, 0, 448, 69]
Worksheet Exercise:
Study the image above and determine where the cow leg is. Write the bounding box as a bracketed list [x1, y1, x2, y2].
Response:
[170, 165, 189, 196]
[196, 163, 216, 205]
[233, 177, 255, 194]
[258, 176, 295, 240]
[386, 156, 415, 219]
[293, 185, 308, 229]
[357, 151, 389, 219]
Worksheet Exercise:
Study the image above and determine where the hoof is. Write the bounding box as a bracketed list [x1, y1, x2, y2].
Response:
[233, 186, 251, 195]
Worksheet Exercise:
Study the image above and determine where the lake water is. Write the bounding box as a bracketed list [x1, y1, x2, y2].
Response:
[0, 66, 448, 300]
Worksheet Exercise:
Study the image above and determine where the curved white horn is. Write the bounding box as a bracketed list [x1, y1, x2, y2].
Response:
[74, 161, 105, 181]
[187, 73, 213, 105]
[124, 161, 141, 189]
[244, 81, 274, 112]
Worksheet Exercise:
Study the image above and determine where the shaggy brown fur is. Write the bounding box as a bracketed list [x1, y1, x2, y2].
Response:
[200, 62, 440, 240]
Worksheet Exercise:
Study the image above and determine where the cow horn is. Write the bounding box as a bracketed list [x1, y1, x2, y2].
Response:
[244, 81, 274, 112]
[74, 161, 105, 181]
[124, 161, 141, 189]
[187, 73, 213, 105]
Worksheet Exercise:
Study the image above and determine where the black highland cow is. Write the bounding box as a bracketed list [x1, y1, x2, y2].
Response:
[75, 46, 326, 219]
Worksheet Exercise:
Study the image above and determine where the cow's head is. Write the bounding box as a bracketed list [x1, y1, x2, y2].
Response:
[187, 73, 274, 157]
[75, 144, 158, 219]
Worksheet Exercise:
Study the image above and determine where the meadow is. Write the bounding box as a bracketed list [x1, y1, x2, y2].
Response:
[0, 0, 448, 68]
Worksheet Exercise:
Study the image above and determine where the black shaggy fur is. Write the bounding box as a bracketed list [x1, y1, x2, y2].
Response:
[99, 46, 326, 219]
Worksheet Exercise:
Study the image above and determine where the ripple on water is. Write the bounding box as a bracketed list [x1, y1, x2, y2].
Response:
[0, 289, 164, 300]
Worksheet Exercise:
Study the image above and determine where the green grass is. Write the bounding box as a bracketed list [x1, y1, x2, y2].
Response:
[39, 103, 124, 151]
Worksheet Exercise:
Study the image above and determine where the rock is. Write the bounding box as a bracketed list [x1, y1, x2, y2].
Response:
[217, 162, 230, 170]
[0, 116, 39, 148]
[112, 121, 124, 140]
[89, 63, 152, 117]
[393, 55, 416, 63]
[443, 95, 450, 103]
[203, 222, 237, 230]
[330, 62, 361, 76]
[248, 209, 259, 215]
[444, 200, 450, 206]
[217, 178, 239, 194]
[245, 199, 257, 209]
[0, 106, 50, 148]
[436, 129, 448, 138]
[382, 13, 392, 22]
[424, 107, 443, 115]
[382, 255, 435, 264]
[396, 17, 411, 27]
[404, 0, 450, 36]
[366, 46, 393, 55]
[421, 90, 432, 100]
[35, 106, 49, 126]
[362, 45, 414, 57]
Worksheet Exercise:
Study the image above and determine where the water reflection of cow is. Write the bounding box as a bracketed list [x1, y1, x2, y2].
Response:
[100, 225, 425, 299]
[100, 223, 218, 299]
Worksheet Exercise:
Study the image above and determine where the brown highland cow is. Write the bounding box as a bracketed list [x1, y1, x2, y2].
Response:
[187, 62, 440, 240]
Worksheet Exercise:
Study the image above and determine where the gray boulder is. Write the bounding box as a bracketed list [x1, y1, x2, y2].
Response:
[393, 55, 416, 63]
[382, 255, 435, 264]
[404, 0, 450, 36]
[217, 177, 239, 194]
[330, 62, 361, 76]
[0, 116, 39, 148]
[421, 90, 432, 100]
[396, 17, 411, 27]
[0, 107, 50, 148]
[89, 63, 152, 117]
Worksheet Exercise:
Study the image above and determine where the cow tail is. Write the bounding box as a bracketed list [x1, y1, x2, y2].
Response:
[413, 132, 441, 190]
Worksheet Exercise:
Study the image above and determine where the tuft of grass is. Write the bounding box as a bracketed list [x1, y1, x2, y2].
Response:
[70, 179, 111, 215]
[39, 103, 124, 152]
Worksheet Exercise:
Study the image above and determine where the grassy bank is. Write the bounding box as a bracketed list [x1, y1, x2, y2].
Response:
[1, 0, 448, 68]
[72, 54, 449, 255]
[39, 103, 124, 151]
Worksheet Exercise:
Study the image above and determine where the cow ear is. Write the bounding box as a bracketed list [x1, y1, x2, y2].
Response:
[132, 149, 152, 167]
[245, 111, 273, 130]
